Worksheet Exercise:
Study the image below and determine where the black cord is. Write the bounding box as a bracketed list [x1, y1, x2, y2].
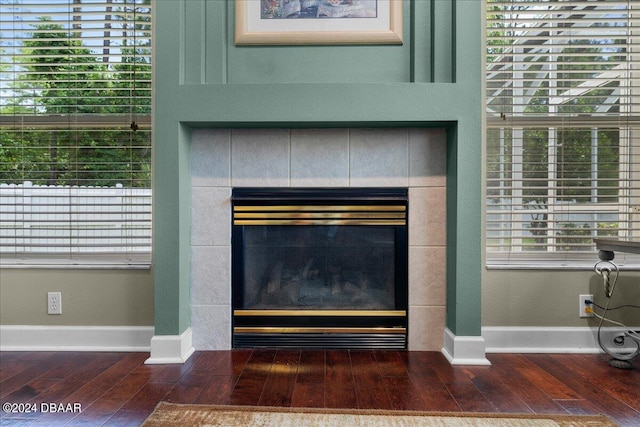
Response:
[591, 302, 640, 311]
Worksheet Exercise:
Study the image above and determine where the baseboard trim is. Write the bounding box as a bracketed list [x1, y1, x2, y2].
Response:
[0, 325, 154, 352]
[441, 328, 491, 365]
[145, 328, 195, 364]
[4, 325, 629, 358]
[482, 326, 639, 353]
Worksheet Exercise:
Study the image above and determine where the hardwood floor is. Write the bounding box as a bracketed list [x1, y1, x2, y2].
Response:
[1, 350, 639, 426]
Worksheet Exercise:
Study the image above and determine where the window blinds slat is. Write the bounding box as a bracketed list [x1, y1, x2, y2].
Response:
[485, 0, 640, 267]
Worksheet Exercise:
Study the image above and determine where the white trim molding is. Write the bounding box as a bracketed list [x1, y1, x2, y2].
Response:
[145, 328, 196, 364]
[441, 328, 491, 365]
[0, 325, 154, 352]
[483, 326, 638, 353]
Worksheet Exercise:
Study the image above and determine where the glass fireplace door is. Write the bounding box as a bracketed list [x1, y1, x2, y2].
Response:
[241, 225, 398, 311]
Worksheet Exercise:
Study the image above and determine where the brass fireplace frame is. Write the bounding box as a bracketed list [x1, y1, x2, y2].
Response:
[231, 188, 409, 349]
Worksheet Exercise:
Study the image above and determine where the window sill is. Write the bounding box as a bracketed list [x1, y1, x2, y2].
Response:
[0, 254, 152, 270]
[0, 263, 151, 270]
[486, 261, 640, 271]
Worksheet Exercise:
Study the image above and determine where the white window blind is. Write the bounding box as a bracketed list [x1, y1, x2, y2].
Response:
[0, 0, 152, 267]
[486, 0, 640, 268]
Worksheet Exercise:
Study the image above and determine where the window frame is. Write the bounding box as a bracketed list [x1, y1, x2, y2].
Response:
[485, 0, 640, 269]
[0, 0, 153, 268]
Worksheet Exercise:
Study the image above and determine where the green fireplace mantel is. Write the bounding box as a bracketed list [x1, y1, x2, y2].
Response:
[153, 0, 483, 342]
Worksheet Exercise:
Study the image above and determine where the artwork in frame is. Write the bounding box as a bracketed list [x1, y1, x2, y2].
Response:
[235, 0, 403, 45]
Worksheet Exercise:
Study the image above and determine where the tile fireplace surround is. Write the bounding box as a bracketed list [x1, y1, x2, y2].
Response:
[189, 127, 447, 351]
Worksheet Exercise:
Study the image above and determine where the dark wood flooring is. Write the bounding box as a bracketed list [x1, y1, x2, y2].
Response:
[1, 350, 639, 426]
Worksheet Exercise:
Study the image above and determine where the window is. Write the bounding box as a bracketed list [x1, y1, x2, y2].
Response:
[0, 0, 152, 267]
[486, 0, 640, 268]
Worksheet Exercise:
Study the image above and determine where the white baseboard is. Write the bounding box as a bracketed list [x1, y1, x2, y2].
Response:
[0, 325, 154, 352]
[145, 328, 195, 364]
[482, 326, 639, 353]
[6, 325, 631, 361]
[441, 328, 491, 365]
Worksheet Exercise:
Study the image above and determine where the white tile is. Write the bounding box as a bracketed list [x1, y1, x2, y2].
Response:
[291, 129, 349, 187]
[191, 246, 230, 306]
[425, 187, 447, 246]
[191, 129, 231, 187]
[231, 129, 290, 187]
[408, 306, 446, 351]
[409, 128, 447, 187]
[409, 246, 446, 306]
[409, 187, 447, 247]
[191, 187, 231, 246]
[191, 305, 231, 350]
[349, 128, 409, 187]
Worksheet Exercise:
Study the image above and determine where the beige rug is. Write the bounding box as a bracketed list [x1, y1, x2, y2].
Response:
[141, 402, 619, 426]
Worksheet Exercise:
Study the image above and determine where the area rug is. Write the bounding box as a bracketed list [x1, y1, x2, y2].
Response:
[141, 402, 619, 426]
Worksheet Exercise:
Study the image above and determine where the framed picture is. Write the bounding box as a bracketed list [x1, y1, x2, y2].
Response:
[235, 0, 403, 46]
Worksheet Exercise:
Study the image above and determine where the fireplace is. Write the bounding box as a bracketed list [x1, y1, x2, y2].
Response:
[189, 127, 448, 352]
[231, 187, 408, 349]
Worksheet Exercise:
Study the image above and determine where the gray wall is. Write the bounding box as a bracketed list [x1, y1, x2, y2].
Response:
[484, 270, 640, 327]
[0, 269, 153, 326]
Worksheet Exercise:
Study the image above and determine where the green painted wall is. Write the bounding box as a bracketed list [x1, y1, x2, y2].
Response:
[153, 0, 483, 337]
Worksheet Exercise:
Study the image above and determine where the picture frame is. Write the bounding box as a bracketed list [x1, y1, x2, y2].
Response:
[235, 0, 403, 46]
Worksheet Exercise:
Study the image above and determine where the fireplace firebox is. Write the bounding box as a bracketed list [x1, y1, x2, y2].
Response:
[231, 188, 408, 349]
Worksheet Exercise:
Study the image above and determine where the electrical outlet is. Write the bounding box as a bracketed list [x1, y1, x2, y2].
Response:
[48, 292, 62, 315]
[579, 294, 593, 318]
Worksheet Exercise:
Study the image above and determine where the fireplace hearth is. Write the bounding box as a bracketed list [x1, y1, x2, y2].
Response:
[231, 188, 409, 349]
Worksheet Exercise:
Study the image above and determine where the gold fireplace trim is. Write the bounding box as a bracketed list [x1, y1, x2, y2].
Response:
[233, 205, 406, 226]
[234, 219, 406, 226]
[234, 205, 406, 212]
[235, 212, 405, 220]
[234, 327, 406, 334]
[234, 310, 406, 317]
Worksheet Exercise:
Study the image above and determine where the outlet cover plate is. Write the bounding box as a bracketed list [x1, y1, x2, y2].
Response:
[48, 292, 62, 315]
[579, 294, 593, 318]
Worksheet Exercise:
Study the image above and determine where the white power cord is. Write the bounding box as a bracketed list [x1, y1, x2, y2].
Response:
[594, 260, 618, 297]
[593, 260, 639, 366]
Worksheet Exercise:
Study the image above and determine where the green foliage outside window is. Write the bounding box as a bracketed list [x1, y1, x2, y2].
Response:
[0, 3, 151, 188]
